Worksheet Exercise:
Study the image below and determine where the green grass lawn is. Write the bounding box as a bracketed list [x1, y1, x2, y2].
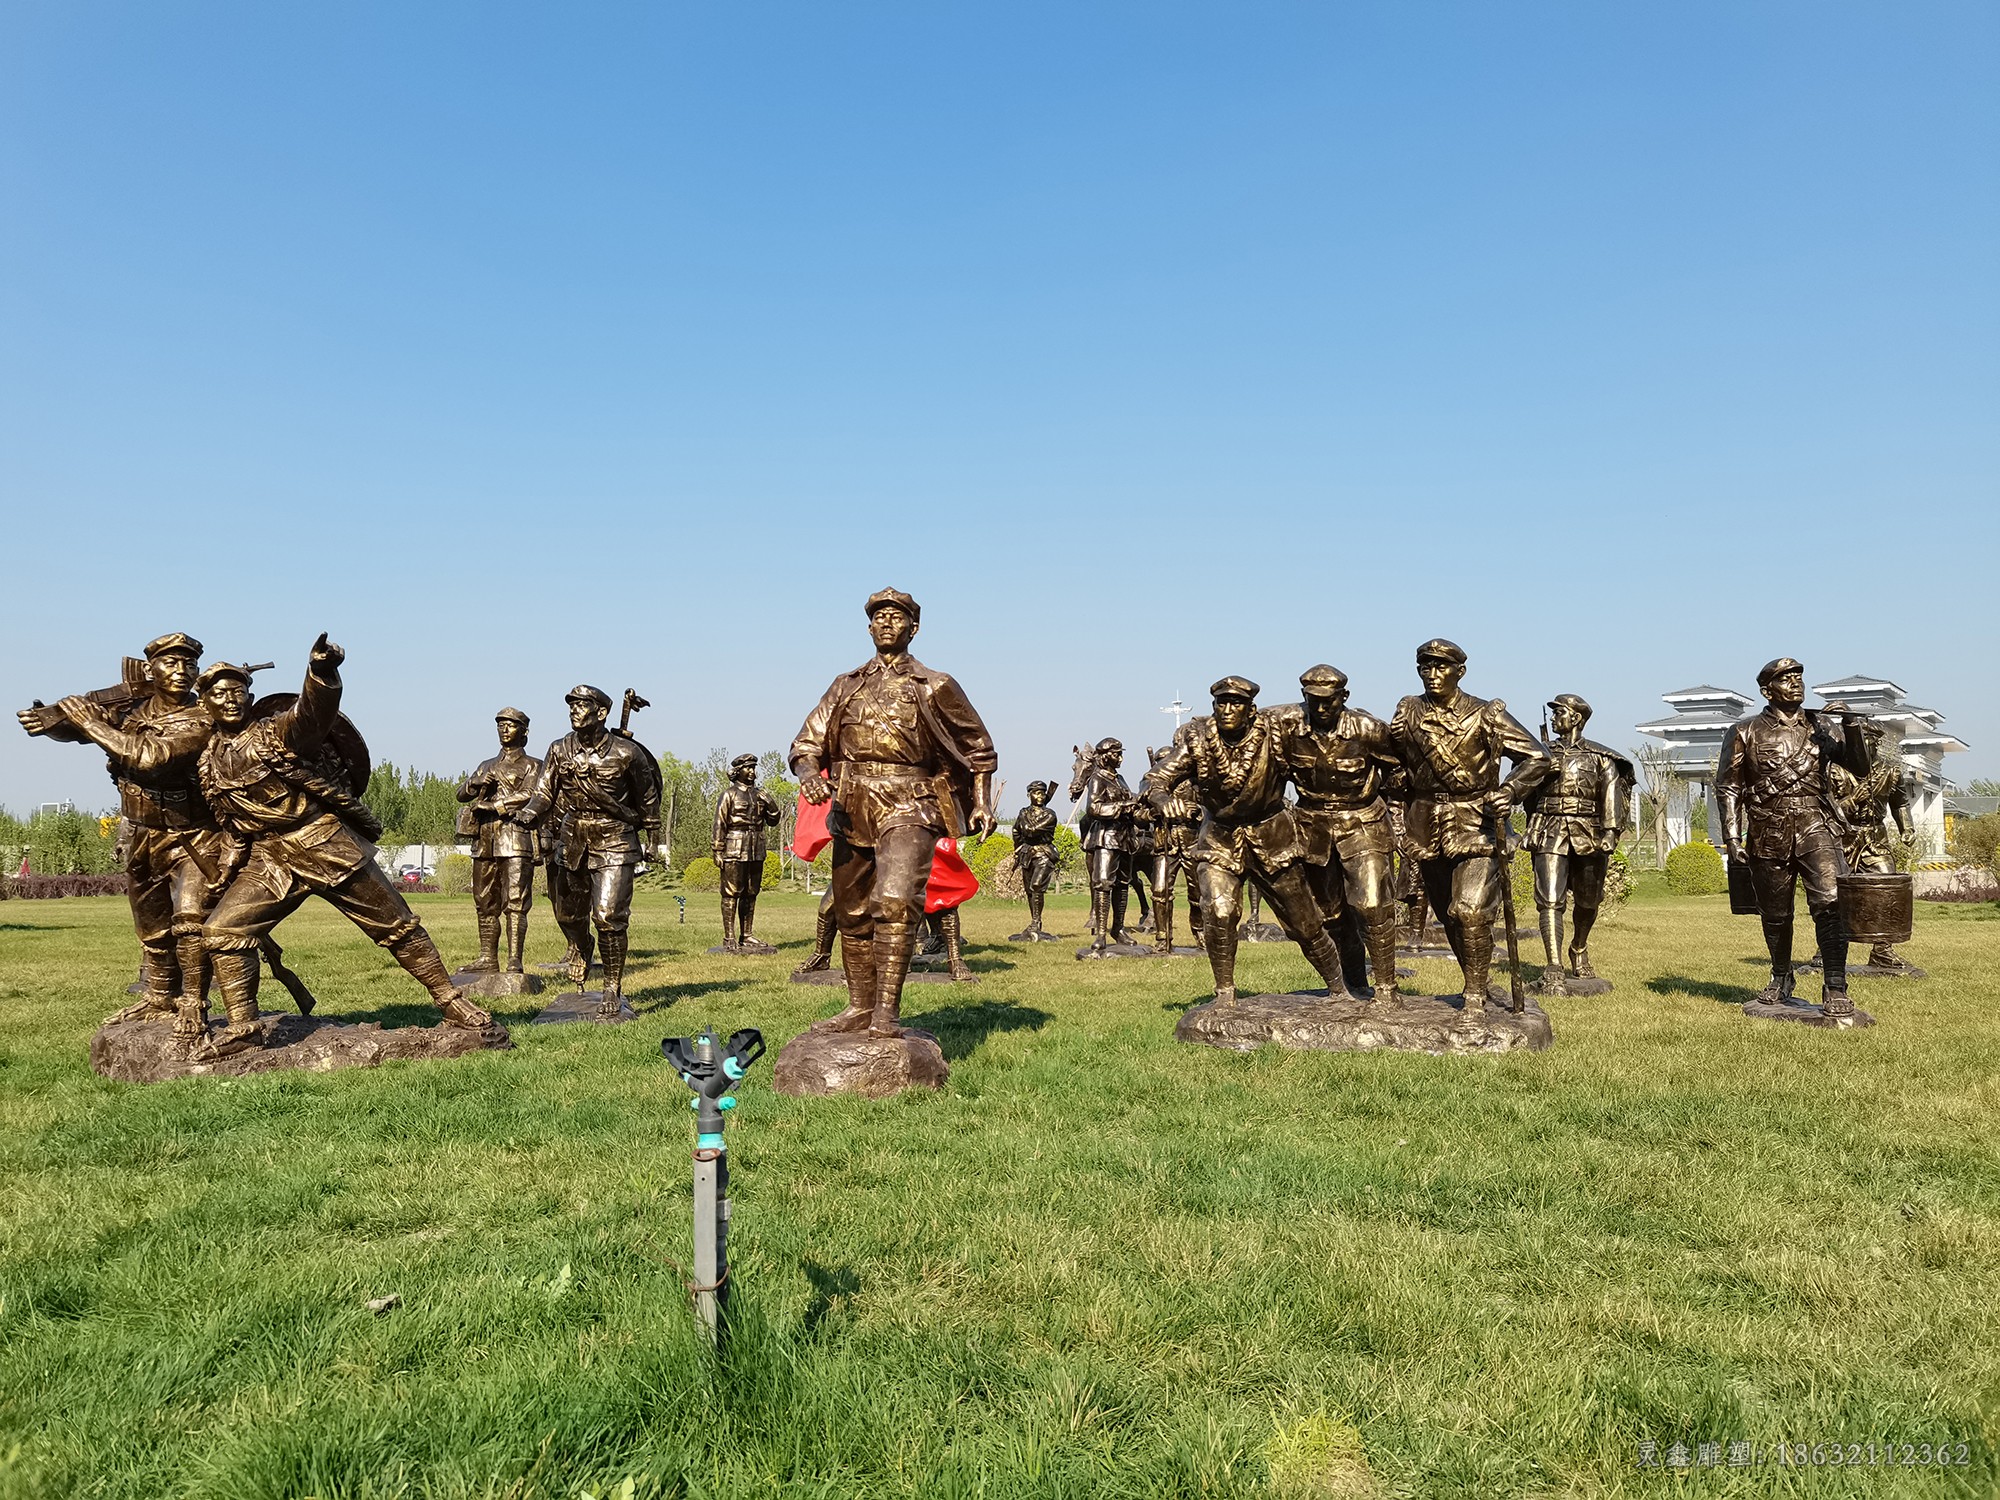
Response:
[2, 886, 1997, 1499]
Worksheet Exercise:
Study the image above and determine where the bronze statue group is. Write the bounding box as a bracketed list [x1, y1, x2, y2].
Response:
[20, 591, 1917, 1080]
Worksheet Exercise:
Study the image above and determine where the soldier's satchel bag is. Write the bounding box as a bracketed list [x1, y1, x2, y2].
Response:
[1727, 857, 1761, 916]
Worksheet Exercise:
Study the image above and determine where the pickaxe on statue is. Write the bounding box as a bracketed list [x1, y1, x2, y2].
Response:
[618, 689, 649, 738]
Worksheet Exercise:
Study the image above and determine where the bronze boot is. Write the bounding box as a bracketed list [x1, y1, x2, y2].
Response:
[595, 928, 628, 1018]
[1363, 906, 1400, 1000]
[795, 902, 838, 975]
[389, 931, 494, 1028]
[505, 911, 529, 974]
[468, 911, 501, 973]
[871, 918, 916, 1037]
[817, 933, 874, 1029]
[1537, 904, 1568, 996]
[199, 950, 265, 1056]
[942, 907, 978, 982]
[1458, 926, 1494, 1025]
[1153, 894, 1175, 955]
[111, 937, 182, 1023]
[1087, 887, 1110, 952]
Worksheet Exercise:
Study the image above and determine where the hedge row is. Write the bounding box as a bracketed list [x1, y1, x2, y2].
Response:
[1, 874, 130, 899]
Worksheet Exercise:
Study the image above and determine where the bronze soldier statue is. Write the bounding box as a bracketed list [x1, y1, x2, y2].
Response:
[791, 588, 997, 1039]
[1389, 639, 1550, 1019]
[196, 636, 493, 1052]
[1144, 743, 1205, 954]
[517, 685, 664, 1017]
[1388, 801, 1436, 950]
[1715, 658, 1869, 1013]
[796, 885, 839, 975]
[1827, 718, 1918, 972]
[1270, 665, 1404, 997]
[1519, 693, 1633, 995]
[1009, 780, 1062, 940]
[1072, 737, 1144, 953]
[455, 708, 543, 976]
[712, 753, 782, 953]
[1142, 677, 1350, 1007]
[18, 633, 224, 1034]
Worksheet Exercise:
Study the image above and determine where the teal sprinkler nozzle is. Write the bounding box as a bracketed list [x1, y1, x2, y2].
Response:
[661, 1026, 764, 1343]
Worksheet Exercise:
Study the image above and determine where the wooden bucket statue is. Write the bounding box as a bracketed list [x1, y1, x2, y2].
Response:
[1838, 871, 1914, 946]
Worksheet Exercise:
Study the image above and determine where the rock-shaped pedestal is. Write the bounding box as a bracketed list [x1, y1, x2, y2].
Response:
[1795, 958, 1926, 980]
[1743, 997, 1877, 1029]
[1007, 928, 1066, 943]
[531, 991, 635, 1024]
[1530, 974, 1613, 998]
[772, 1026, 948, 1098]
[790, 967, 957, 986]
[451, 969, 544, 998]
[1175, 988, 1553, 1056]
[91, 1013, 512, 1083]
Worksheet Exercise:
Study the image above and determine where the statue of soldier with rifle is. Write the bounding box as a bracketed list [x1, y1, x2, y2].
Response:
[517, 686, 664, 1017]
[1388, 639, 1550, 1025]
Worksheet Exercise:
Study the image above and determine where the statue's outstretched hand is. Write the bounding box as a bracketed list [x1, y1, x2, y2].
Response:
[800, 776, 832, 805]
[309, 632, 346, 672]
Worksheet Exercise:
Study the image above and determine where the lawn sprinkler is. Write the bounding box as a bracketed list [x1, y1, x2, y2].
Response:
[661, 1026, 765, 1343]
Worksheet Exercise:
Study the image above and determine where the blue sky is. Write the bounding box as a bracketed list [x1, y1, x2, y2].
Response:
[4, 1, 1994, 810]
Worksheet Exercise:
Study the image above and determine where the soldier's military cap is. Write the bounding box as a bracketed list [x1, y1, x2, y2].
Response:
[196, 661, 255, 692]
[864, 587, 920, 623]
[1095, 736, 1123, 754]
[143, 632, 203, 661]
[1547, 692, 1592, 720]
[730, 752, 759, 770]
[1298, 664, 1349, 696]
[494, 706, 529, 725]
[564, 684, 613, 709]
[1026, 780, 1052, 797]
[1756, 657, 1804, 687]
[1210, 675, 1259, 702]
[1415, 638, 1467, 666]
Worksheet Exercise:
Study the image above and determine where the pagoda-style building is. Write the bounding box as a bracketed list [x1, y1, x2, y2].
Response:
[1635, 686, 1754, 846]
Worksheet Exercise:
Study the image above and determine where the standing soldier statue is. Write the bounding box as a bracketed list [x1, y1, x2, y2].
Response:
[17, 633, 223, 1034]
[1715, 658, 1869, 1014]
[1008, 780, 1063, 941]
[1144, 742, 1205, 955]
[1519, 693, 1633, 995]
[789, 588, 998, 1040]
[1071, 737, 1144, 954]
[517, 685, 664, 1018]
[1389, 639, 1550, 1021]
[196, 635, 494, 1053]
[454, 708, 543, 980]
[1271, 665, 1405, 998]
[1142, 677, 1351, 1007]
[713, 753, 782, 954]
[1825, 718, 1920, 975]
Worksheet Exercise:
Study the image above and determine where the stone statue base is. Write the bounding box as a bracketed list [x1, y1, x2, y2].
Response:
[706, 941, 778, 957]
[1175, 988, 1553, 1056]
[1077, 943, 1202, 960]
[1007, 928, 1066, 943]
[1742, 997, 1877, 1030]
[1239, 923, 1287, 943]
[535, 960, 597, 977]
[772, 1026, 948, 1098]
[530, 992, 635, 1025]
[90, 1013, 511, 1083]
[1794, 958, 1926, 980]
[450, 969, 544, 998]
[1530, 975, 1613, 997]
[790, 967, 957, 986]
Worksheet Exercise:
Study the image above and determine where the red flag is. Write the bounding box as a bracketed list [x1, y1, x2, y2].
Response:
[925, 836, 979, 913]
[790, 773, 832, 863]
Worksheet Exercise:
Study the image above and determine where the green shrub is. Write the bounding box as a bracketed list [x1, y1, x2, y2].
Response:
[1665, 840, 1728, 896]
[436, 852, 473, 896]
[680, 853, 780, 892]
[1949, 812, 2000, 879]
[965, 833, 1013, 892]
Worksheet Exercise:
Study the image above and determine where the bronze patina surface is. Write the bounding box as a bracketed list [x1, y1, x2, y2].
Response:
[711, 753, 782, 954]
[1388, 639, 1549, 1022]
[778, 588, 996, 1092]
[1716, 658, 1868, 1016]
[1007, 780, 1063, 942]
[455, 708, 544, 992]
[1520, 694, 1632, 996]
[517, 684, 663, 1018]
